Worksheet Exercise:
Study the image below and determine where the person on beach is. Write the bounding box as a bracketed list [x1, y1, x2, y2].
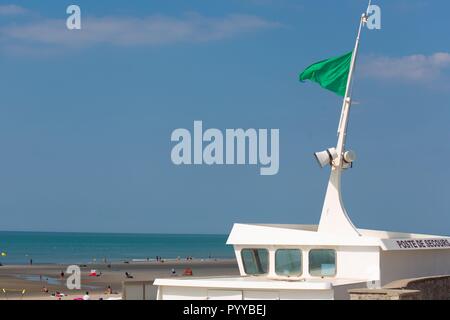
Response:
[60, 271, 65, 279]
[171, 268, 177, 276]
[183, 267, 193, 276]
[105, 285, 113, 294]
[83, 291, 90, 300]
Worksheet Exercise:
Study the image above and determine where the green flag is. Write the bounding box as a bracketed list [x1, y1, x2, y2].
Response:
[299, 51, 353, 97]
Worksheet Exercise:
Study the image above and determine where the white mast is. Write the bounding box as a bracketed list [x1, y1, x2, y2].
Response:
[318, 4, 371, 236]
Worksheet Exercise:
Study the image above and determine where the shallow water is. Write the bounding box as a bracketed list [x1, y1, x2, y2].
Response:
[15, 274, 98, 289]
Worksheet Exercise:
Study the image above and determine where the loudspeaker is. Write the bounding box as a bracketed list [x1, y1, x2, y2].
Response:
[314, 148, 338, 168]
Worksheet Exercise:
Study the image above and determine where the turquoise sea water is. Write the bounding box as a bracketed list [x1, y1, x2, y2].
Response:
[0, 231, 233, 265]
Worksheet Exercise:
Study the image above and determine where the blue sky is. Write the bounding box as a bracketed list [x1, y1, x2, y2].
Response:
[0, 0, 449, 235]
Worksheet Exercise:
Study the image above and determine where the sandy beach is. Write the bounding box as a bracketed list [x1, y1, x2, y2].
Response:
[0, 259, 239, 300]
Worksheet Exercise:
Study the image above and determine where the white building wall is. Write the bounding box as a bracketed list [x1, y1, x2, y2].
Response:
[335, 246, 380, 281]
[278, 289, 333, 300]
[158, 287, 334, 300]
[234, 247, 246, 275]
[159, 286, 207, 300]
[380, 249, 450, 286]
[234, 245, 380, 282]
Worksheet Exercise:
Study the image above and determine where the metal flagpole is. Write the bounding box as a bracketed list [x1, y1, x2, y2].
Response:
[318, 4, 370, 235]
[336, 6, 370, 162]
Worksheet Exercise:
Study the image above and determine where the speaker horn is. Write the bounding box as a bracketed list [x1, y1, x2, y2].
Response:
[314, 148, 338, 168]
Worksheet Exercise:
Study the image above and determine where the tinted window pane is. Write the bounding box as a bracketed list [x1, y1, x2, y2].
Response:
[309, 249, 336, 277]
[241, 249, 269, 275]
[275, 249, 302, 276]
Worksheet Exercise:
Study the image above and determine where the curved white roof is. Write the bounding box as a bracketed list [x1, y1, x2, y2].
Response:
[226, 223, 450, 251]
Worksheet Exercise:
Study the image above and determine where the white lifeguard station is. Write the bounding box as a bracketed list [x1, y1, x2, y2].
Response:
[154, 3, 450, 300]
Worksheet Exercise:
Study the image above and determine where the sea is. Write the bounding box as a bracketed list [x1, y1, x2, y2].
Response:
[0, 231, 234, 265]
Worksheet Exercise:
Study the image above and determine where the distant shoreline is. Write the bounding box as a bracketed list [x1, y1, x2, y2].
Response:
[0, 259, 239, 300]
[0, 256, 236, 267]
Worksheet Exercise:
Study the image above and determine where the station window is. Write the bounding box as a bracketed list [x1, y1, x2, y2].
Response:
[241, 249, 269, 275]
[309, 249, 336, 277]
[275, 249, 302, 276]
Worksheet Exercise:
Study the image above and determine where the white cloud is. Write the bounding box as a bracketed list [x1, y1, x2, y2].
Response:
[361, 52, 450, 82]
[0, 13, 280, 50]
[0, 4, 28, 15]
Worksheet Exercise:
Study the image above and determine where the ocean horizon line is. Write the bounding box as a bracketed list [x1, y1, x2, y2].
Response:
[0, 230, 229, 237]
